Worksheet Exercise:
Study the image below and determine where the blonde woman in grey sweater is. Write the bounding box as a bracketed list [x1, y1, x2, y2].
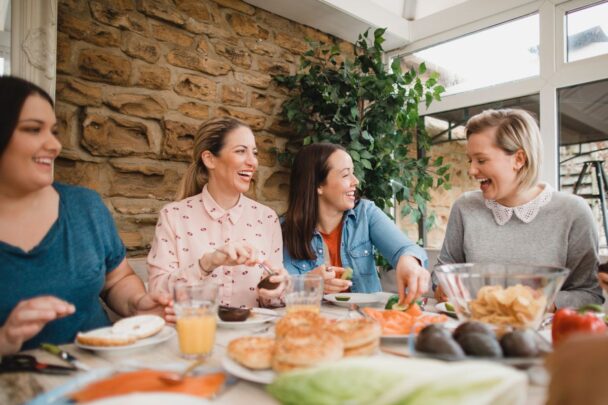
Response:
[436, 109, 603, 309]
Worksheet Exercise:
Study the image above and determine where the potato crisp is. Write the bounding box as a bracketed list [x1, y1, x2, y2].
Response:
[469, 284, 547, 328]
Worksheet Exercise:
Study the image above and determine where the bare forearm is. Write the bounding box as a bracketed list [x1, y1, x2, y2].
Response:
[104, 274, 147, 317]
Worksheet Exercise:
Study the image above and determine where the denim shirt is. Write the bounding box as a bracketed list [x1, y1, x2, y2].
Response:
[283, 199, 428, 293]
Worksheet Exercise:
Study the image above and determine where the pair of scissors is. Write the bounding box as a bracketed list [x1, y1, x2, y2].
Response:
[0, 354, 76, 375]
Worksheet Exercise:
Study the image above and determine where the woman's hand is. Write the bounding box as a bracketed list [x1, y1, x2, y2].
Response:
[131, 292, 171, 319]
[163, 303, 176, 325]
[258, 263, 289, 300]
[0, 296, 75, 355]
[395, 256, 431, 306]
[200, 242, 259, 274]
[311, 264, 351, 294]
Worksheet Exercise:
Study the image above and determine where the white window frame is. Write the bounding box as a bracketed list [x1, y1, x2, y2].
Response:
[387, 0, 608, 189]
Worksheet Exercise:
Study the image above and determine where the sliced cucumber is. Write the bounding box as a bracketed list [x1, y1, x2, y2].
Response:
[335, 296, 351, 301]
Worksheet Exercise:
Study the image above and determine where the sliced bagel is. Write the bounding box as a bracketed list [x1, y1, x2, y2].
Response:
[227, 336, 275, 370]
[327, 318, 382, 349]
[112, 315, 165, 339]
[76, 327, 137, 347]
[273, 328, 343, 368]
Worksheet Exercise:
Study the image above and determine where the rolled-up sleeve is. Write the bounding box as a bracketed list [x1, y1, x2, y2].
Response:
[367, 202, 428, 269]
[147, 208, 201, 295]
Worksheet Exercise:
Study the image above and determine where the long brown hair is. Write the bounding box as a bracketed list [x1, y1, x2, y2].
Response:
[283, 143, 347, 260]
[176, 117, 249, 200]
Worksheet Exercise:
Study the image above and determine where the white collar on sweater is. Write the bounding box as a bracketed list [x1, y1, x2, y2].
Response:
[484, 183, 554, 225]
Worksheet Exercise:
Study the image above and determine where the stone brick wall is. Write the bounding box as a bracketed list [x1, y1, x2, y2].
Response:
[55, 0, 353, 256]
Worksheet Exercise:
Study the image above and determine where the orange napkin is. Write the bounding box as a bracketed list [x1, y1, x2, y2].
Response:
[70, 370, 226, 403]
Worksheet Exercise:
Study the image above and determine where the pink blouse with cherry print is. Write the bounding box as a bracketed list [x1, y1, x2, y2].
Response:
[147, 185, 284, 308]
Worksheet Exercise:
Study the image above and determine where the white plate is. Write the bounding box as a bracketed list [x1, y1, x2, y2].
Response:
[217, 308, 278, 329]
[435, 302, 457, 317]
[75, 326, 175, 352]
[324, 293, 380, 307]
[221, 356, 275, 384]
[86, 393, 210, 405]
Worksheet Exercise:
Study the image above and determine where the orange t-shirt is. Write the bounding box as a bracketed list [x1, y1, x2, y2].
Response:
[320, 221, 343, 267]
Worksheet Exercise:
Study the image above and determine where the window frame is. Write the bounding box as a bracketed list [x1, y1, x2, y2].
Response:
[386, 0, 608, 188]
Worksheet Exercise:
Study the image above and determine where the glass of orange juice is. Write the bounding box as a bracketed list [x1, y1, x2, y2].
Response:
[173, 282, 218, 359]
[285, 274, 323, 314]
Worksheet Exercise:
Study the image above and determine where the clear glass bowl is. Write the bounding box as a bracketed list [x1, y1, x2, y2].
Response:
[434, 263, 570, 329]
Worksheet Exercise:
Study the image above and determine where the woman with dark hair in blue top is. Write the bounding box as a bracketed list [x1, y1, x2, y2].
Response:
[282, 143, 430, 305]
[0, 76, 169, 354]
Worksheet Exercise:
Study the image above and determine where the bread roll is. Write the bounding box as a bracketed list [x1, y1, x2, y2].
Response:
[76, 327, 137, 347]
[227, 337, 275, 370]
[112, 315, 165, 339]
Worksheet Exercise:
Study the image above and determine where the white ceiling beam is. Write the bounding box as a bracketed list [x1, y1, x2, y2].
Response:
[244, 0, 412, 50]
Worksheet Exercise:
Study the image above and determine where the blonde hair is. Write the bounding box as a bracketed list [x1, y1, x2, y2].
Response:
[176, 117, 249, 200]
[465, 108, 542, 191]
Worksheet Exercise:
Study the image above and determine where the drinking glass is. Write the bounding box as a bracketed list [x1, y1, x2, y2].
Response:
[285, 274, 324, 314]
[173, 281, 218, 359]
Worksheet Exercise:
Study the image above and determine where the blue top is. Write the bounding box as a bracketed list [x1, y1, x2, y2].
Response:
[283, 199, 428, 292]
[0, 183, 125, 350]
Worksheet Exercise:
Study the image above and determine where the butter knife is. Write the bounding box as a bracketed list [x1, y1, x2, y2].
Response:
[41, 343, 90, 371]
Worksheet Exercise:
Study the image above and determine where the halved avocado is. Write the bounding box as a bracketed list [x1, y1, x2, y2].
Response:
[218, 306, 251, 322]
[257, 275, 280, 290]
[341, 267, 353, 280]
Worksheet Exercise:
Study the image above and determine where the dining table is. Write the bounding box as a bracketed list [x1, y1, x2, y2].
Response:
[0, 295, 548, 405]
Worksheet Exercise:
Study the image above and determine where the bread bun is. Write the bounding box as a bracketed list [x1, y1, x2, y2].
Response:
[344, 339, 379, 357]
[327, 318, 381, 349]
[227, 337, 275, 369]
[275, 311, 327, 339]
[76, 327, 137, 347]
[112, 315, 165, 339]
[273, 328, 343, 372]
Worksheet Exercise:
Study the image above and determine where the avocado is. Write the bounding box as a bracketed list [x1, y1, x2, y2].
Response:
[385, 295, 399, 310]
[257, 274, 280, 290]
[218, 306, 251, 322]
[452, 321, 495, 341]
[335, 296, 351, 301]
[418, 324, 452, 340]
[456, 332, 503, 358]
[415, 332, 465, 359]
[341, 267, 353, 280]
[500, 330, 539, 358]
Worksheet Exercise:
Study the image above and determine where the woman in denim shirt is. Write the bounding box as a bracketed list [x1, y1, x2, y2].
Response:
[282, 143, 430, 305]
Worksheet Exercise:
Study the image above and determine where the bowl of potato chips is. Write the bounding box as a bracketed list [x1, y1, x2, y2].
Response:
[434, 263, 569, 329]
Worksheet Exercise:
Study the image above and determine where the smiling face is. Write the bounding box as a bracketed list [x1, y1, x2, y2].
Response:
[467, 127, 526, 206]
[203, 125, 258, 196]
[317, 149, 359, 213]
[0, 95, 61, 194]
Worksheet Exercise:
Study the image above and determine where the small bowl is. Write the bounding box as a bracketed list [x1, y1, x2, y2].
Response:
[218, 306, 251, 322]
[434, 263, 569, 330]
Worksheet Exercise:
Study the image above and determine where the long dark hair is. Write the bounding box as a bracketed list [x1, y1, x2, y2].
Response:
[0, 76, 54, 156]
[176, 116, 249, 200]
[283, 143, 347, 260]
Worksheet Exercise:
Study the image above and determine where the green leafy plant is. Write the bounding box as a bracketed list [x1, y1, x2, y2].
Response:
[275, 28, 451, 232]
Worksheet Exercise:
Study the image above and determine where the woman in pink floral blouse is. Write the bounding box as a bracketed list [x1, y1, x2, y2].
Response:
[147, 117, 288, 309]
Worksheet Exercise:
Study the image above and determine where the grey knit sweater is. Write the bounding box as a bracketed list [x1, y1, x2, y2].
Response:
[437, 189, 604, 308]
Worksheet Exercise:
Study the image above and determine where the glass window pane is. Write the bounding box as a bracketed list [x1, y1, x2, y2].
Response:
[566, 1, 608, 63]
[398, 14, 539, 95]
[558, 79, 608, 249]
